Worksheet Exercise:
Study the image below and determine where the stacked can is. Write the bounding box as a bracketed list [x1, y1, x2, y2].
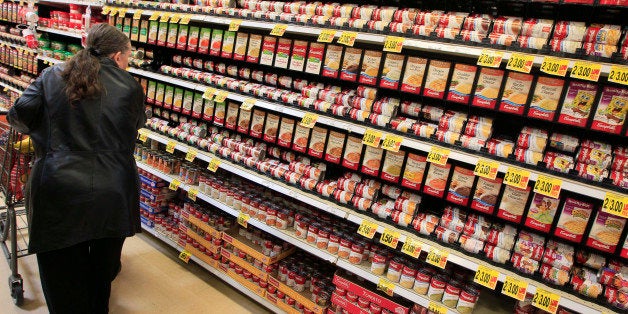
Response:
[460, 14, 491, 43]
[483, 223, 517, 264]
[511, 231, 546, 275]
[514, 127, 548, 166]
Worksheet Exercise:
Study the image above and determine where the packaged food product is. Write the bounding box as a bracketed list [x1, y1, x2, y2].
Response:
[472, 68, 505, 109]
[361, 145, 383, 177]
[381, 150, 405, 183]
[517, 36, 548, 49]
[549, 39, 581, 54]
[446, 167, 475, 206]
[379, 53, 405, 90]
[463, 14, 491, 33]
[305, 42, 325, 75]
[524, 193, 559, 233]
[549, 133, 579, 153]
[288, 40, 307, 72]
[359, 50, 382, 86]
[259, 36, 277, 66]
[232, 32, 248, 61]
[246, 34, 262, 63]
[499, 72, 533, 115]
[583, 43, 617, 58]
[488, 33, 516, 46]
[401, 153, 427, 191]
[325, 130, 346, 165]
[542, 240, 574, 271]
[515, 148, 543, 165]
[515, 231, 545, 260]
[528, 76, 565, 121]
[322, 44, 343, 78]
[487, 223, 517, 250]
[457, 285, 480, 314]
[497, 185, 530, 224]
[470, 177, 502, 215]
[340, 48, 362, 82]
[341, 134, 362, 170]
[273, 38, 292, 69]
[486, 138, 514, 158]
[307, 126, 327, 159]
[553, 21, 586, 41]
[400, 57, 427, 94]
[484, 244, 511, 264]
[423, 60, 452, 99]
[209, 29, 223, 57]
[520, 19, 553, 38]
[586, 210, 626, 253]
[263, 113, 280, 143]
[492, 16, 523, 35]
[584, 25, 621, 45]
[517, 132, 547, 153]
[220, 31, 235, 59]
[591, 86, 628, 134]
[544, 152, 575, 173]
[423, 163, 452, 198]
[447, 64, 477, 104]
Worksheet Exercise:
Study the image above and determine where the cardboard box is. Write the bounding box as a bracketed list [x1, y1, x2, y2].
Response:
[222, 230, 295, 265]
[331, 292, 370, 314]
[268, 276, 325, 314]
[185, 214, 222, 239]
[227, 269, 266, 298]
[185, 243, 220, 269]
[139, 174, 168, 188]
[332, 271, 410, 314]
[221, 249, 269, 280]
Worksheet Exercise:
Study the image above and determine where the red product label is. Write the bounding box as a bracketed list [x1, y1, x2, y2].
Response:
[332, 274, 411, 314]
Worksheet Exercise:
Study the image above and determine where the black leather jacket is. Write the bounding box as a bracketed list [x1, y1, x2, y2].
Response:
[8, 58, 146, 253]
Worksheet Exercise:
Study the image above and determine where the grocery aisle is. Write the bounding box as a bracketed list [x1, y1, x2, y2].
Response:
[0, 233, 270, 314]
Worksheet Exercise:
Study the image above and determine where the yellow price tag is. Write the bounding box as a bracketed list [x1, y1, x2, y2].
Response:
[506, 53, 534, 73]
[138, 131, 148, 143]
[540, 57, 569, 77]
[376, 278, 395, 297]
[532, 288, 560, 314]
[170, 13, 181, 24]
[474, 265, 499, 290]
[300, 112, 319, 128]
[270, 24, 288, 36]
[427, 146, 450, 166]
[357, 220, 378, 239]
[207, 158, 221, 172]
[180, 14, 192, 25]
[169, 179, 181, 191]
[502, 276, 528, 301]
[477, 49, 503, 68]
[503, 167, 530, 189]
[133, 9, 143, 20]
[214, 91, 229, 103]
[317, 29, 336, 43]
[362, 128, 382, 147]
[160, 12, 171, 23]
[533, 175, 562, 199]
[381, 134, 403, 152]
[474, 159, 499, 180]
[178, 250, 191, 263]
[608, 65, 628, 86]
[102, 6, 111, 15]
[109, 8, 118, 16]
[428, 301, 447, 314]
[203, 87, 216, 100]
[601, 192, 628, 218]
[237, 212, 250, 228]
[337, 31, 358, 47]
[165, 140, 176, 153]
[570, 61, 602, 82]
[188, 188, 198, 201]
[229, 19, 243, 32]
[118, 8, 128, 17]
[2, 87, 7, 92]
[426, 247, 448, 269]
[149, 11, 160, 21]
[379, 228, 400, 249]
[240, 98, 255, 111]
[401, 237, 422, 259]
[383, 36, 404, 53]
[185, 149, 197, 162]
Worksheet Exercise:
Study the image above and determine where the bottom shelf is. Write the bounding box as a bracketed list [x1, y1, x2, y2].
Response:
[140, 224, 283, 313]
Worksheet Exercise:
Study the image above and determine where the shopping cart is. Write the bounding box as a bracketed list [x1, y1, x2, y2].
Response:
[0, 118, 33, 306]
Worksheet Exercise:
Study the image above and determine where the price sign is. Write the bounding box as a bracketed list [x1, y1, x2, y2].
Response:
[149, 11, 160, 21]
[160, 12, 171, 22]
[300, 112, 319, 128]
[102, 6, 111, 15]
[185, 149, 197, 162]
[207, 158, 221, 172]
[474, 159, 499, 180]
[270, 24, 288, 36]
[540, 57, 569, 77]
[477, 49, 503, 68]
[169, 179, 181, 191]
[379, 228, 400, 249]
[506, 53, 534, 73]
[166, 140, 176, 153]
[241, 98, 255, 110]
[109, 8, 118, 16]
[178, 250, 192, 263]
[203, 87, 216, 100]
[503, 167, 530, 189]
[133, 9, 143, 20]
[229, 19, 243, 32]
[532, 288, 560, 314]
[362, 128, 383, 147]
[601, 192, 628, 218]
[180, 14, 192, 25]
[138, 131, 148, 143]
[381, 134, 403, 152]
[357, 220, 378, 239]
[428, 301, 447, 314]
[188, 188, 199, 201]
[533, 175, 562, 199]
[501, 276, 528, 301]
[426, 247, 448, 269]
[473, 265, 499, 290]
[214, 91, 229, 103]
[317, 29, 336, 43]
[427, 146, 450, 166]
[237, 212, 250, 228]
[170, 13, 181, 24]
[608, 65, 628, 86]
[383, 36, 404, 53]
[376, 278, 395, 297]
[570, 61, 602, 82]
[401, 237, 423, 259]
[118, 8, 128, 17]
[337, 31, 358, 47]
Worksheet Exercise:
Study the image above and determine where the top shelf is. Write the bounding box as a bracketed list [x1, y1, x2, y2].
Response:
[39, 0, 104, 7]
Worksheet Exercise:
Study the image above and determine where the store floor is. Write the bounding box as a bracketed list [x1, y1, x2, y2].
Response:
[0, 232, 271, 314]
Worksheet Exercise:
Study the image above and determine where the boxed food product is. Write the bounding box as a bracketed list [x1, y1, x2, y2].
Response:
[340, 47, 362, 82]
[233, 32, 248, 61]
[308, 126, 327, 159]
[341, 134, 362, 170]
[497, 185, 531, 224]
[423, 163, 451, 198]
[499, 72, 533, 115]
[586, 210, 626, 253]
[246, 34, 262, 63]
[470, 177, 502, 215]
[528, 76, 565, 121]
[472, 68, 505, 109]
[591, 86, 628, 134]
[274, 38, 292, 69]
[359, 50, 382, 86]
[289, 40, 308, 72]
[379, 53, 405, 90]
[305, 42, 325, 75]
[381, 150, 405, 183]
[322, 44, 343, 78]
[259, 36, 277, 66]
[447, 64, 477, 104]
[210, 29, 224, 57]
[400, 56, 427, 94]
[524, 193, 559, 233]
[221, 31, 236, 59]
[263, 113, 280, 143]
[446, 166, 475, 206]
[554, 198, 593, 243]
[361, 145, 383, 177]
[423, 60, 452, 99]
[557, 81, 598, 127]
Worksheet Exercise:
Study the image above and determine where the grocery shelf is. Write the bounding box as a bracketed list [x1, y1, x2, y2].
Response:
[0, 81, 24, 95]
[128, 67, 628, 201]
[0, 40, 38, 55]
[140, 224, 283, 313]
[39, 0, 104, 6]
[116, 7, 620, 76]
[37, 26, 82, 39]
[138, 128, 350, 219]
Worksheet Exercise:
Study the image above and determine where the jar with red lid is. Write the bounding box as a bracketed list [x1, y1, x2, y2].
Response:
[243, 270, 252, 280]
[257, 202, 268, 221]
[276, 209, 289, 230]
[295, 217, 309, 239]
[276, 290, 286, 299]
[235, 265, 244, 275]
[338, 236, 352, 260]
[349, 242, 364, 265]
[306, 223, 319, 244]
[286, 266, 298, 287]
[267, 284, 277, 294]
[265, 206, 278, 226]
[240, 194, 251, 215]
[285, 296, 296, 306]
[386, 257, 404, 283]
[294, 272, 306, 292]
[334, 286, 346, 297]
[316, 227, 331, 250]
[327, 231, 341, 255]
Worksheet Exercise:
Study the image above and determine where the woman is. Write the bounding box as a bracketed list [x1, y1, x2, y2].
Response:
[8, 23, 145, 313]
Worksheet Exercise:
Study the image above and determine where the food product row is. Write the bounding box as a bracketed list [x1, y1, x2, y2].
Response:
[0, 45, 38, 75]
[138, 111, 628, 311]
[102, 0, 628, 60]
[34, 3, 104, 33]
[0, 65, 35, 90]
[133, 58, 628, 190]
[0, 2, 37, 25]
[0, 88, 20, 112]
[136, 141, 626, 313]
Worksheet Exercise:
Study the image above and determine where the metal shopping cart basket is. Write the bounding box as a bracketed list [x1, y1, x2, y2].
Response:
[0, 119, 33, 305]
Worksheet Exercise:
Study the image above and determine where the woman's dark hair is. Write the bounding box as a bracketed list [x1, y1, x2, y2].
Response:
[61, 23, 130, 103]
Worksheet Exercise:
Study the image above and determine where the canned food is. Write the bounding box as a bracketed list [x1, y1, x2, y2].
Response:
[492, 17, 522, 35]
[553, 21, 586, 41]
[386, 257, 404, 283]
[459, 30, 486, 43]
[549, 133, 579, 153]
[442, 280, 462, 308]
[550, 39, 581, 54]
[399, 264, 418, 289]
[488, 33, 516, 46]
[412, 213, 439, 236]
[457, 285, 480, 314]
[435, 226, 460, 244]
[514, 148, 544, 165]
[427, 274, 447, 301]
[520, 19, 553, 39]
[577, 147, 612, 168]
[370, 251, 387, 275]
